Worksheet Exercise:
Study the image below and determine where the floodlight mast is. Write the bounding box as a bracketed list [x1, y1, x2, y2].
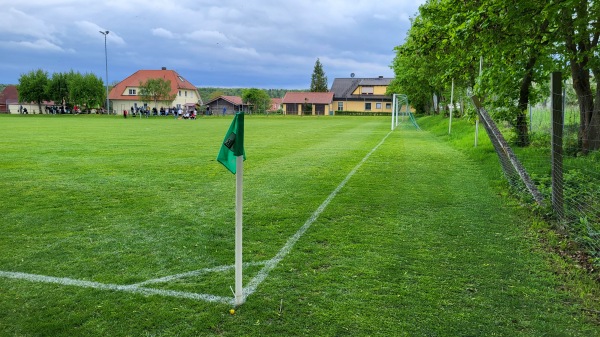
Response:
[99, 30, 109, 114]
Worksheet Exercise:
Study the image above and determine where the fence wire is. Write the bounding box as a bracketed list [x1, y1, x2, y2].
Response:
[474, 90, 600, 268]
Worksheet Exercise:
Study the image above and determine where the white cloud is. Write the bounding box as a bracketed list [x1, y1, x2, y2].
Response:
[185, 30, 230, 44]
[0, 8, 57, 41]
[152, 28, 175, 39]
[73, 21, 126, 45]
[0, 0, 426, 86]
[8, 39, 65, 52]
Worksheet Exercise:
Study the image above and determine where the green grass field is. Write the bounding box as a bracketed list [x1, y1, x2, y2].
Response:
[1, 114, 598, 336]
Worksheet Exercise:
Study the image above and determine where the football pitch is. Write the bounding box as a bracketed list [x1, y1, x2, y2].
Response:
[0, 115, 598, 336]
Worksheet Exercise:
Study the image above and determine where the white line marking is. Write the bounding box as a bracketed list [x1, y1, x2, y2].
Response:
[134, 261, 267, 286]
[0, 270, 231, 304]
[242, 131, 393, 301]
[0, 131, 393, 305]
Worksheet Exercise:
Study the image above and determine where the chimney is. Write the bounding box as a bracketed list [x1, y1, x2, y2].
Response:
[161, 67, 167, 70]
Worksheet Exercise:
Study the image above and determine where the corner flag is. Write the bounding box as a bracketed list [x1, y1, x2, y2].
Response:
[216, 112, 246, 306]
[217, 112, 246, 174]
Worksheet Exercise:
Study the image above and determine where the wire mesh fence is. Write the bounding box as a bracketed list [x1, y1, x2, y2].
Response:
[471, 76, 600, 268]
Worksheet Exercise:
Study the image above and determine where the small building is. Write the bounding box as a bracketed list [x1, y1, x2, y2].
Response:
[204, 96, 251, 115]
[2, 85, 57, 114]
[330, 76, 393, 114]
[0, 85, 18, 113]
[109, 67, 202, 115]
[269, 98, 283, 113]
[282, 92, 334, 116]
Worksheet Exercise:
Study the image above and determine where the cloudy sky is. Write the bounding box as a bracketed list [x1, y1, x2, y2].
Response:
[0, 0, 425, 89]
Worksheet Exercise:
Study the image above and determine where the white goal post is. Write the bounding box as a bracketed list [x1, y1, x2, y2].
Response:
[391, 94, 409, 130]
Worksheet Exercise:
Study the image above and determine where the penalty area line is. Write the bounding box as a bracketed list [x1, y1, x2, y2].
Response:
[243, 130, 394, 301]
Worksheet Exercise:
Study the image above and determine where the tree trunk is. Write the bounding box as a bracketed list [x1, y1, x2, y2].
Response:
[562, 1, 599, 154]
[571, 61, 595, 154]
[515, 55, 538, 147]
[588, 67, 600, 151]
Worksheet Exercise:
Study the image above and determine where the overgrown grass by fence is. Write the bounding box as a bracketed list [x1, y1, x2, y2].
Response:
[508, 103, 600, 268]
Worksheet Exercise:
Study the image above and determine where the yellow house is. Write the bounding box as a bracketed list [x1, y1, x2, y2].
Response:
[330, 76, 393, 114]
[109, 67, 202, 115]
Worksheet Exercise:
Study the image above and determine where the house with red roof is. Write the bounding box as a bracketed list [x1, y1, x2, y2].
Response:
[282, 92, 334, 116]
[109, 67, 201, 114]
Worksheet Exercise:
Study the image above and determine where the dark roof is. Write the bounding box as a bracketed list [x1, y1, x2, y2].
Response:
[282, 92, 334, 104]
[330, 77, 392, 100]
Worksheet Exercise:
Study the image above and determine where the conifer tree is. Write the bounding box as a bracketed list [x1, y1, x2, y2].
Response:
[310, 58, 328, 92]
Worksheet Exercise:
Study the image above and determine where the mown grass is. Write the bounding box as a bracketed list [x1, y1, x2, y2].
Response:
[0, 114, 598, 336]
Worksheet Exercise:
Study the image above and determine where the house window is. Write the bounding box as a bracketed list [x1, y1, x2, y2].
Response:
[185, 91, 187, 97]
[337, 102, 343, 111]
[365, 103, 372, 110]
[129, 89, 136, 95]
[178, 90, 181, 96]
[361, 86, 374, 95]
[376, 103, 382, 109]
[386, 103, 391, 109]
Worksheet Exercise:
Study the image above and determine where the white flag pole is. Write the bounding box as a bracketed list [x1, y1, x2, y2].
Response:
[234, 155, 244, 306]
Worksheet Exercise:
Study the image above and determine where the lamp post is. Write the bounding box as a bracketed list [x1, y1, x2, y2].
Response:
[99, 30, 109, 114]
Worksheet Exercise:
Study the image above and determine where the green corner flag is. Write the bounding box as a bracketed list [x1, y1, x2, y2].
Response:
[217, 112, 245, 174]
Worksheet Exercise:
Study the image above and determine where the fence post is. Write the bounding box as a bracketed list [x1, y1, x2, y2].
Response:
[551, 72, 564, 218]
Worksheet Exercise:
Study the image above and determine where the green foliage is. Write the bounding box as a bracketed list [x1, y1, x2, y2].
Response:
[138, 78, 176, 108]
[17, 69, 50, 112]
[17, 69, 107, 113]
[392, 0, 600, 151]
[68, 72, 105, 112]
[46, 72, 70, 106]
[241, 88, 271, 113]
[310, 58, 328, 92]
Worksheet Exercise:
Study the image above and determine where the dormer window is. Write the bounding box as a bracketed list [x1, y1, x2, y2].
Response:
[361, 86, 374, 95]
[129, 89, 136, 95]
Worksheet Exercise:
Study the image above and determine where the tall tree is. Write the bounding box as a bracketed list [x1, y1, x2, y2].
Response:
[17, 69, 49, 114]
[390, 0, 553, 146]
[46, 72, 70, 110]
[139, 78, 176, 109]
[69, 72, 105, 113]
[554, 0, 600, 153]
[242, 88, 271, 113]
[310, 58, 328, 92]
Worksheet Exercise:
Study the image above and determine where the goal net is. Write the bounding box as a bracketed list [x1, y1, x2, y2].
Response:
[392, 94, 420, 130]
